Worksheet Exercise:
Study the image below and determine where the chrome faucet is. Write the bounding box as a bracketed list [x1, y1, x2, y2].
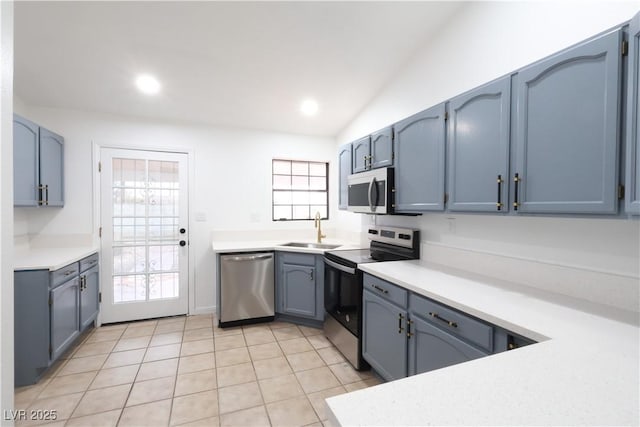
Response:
[314, 211, 326, 243]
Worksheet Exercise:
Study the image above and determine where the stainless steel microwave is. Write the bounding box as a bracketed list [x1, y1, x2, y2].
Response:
[347, 167, 394, 214]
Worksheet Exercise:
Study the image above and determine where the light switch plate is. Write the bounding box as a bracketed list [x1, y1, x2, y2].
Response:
[195, 212, 207, 222]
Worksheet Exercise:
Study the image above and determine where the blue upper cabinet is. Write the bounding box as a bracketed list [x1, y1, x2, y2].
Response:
[351, 128, 393, 173]
[13, 115, 64, 207]
[352, 136, 371, 173]
[39, 128, 65, 207]
[514, 29, 622, 214]
[13, 115, 40, 206]
[448, 77, 511, 213]
[370, 126, 394, 169]
[338, 143, 352, 210]
[626, 12, 640, 215]
[394, 103, 446, 212]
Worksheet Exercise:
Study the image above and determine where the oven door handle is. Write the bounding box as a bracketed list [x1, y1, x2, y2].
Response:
[324, 257, 356, 275]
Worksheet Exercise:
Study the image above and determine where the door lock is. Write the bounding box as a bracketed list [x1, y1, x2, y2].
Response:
[179, 240, 187, 247]
[179, 228, 186, 234]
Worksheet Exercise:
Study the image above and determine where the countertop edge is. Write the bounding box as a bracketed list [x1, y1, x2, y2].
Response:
[327, 260, 640, 426]
[14, 246, 100, 271]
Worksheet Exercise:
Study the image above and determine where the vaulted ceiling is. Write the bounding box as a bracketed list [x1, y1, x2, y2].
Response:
[14, 1, 465, 136]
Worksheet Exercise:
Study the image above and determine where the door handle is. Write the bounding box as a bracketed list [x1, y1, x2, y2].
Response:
[179, 240, 186, 247]
[179, 228, 186, 234]
[496, 174, 503, 211]
[513, 173, 520, 210]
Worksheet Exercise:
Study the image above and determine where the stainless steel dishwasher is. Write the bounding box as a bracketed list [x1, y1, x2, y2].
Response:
[219, 252, 275, 327]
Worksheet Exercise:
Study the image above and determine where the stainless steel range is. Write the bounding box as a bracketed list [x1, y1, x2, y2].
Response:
[323, 226, 419, 370]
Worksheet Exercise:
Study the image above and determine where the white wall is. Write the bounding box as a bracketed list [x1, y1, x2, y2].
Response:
[12, 105, 339, 315]
[0, 0, 14, 423]
[337, 2, 640, 313]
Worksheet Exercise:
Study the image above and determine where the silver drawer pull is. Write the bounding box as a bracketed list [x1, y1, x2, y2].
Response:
[429, 312, 458, 328]
[372, 284, 388, 294]
[64, 270, 75, 276]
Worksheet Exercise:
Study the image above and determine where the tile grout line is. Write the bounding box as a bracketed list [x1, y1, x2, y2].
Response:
[164, 318, 185, 427]
[19, 317, 377, 427]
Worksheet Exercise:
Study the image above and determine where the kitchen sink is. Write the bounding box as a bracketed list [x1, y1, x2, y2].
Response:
[280, 242, 341, 250]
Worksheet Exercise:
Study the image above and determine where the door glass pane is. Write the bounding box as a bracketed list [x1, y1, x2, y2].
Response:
[112, 157, 180, 304]
[113, 275, 147, 303]
[149, 273, 179, 300]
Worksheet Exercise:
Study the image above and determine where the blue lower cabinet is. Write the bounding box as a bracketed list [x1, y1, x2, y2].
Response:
[281, 264, 317, 318]
[362, 289, 408, 381]
[80, 265, 100, 331]
[408, 314, 488, 376]
[275, 252, 324, 323]
[50, 277, 81, 360]
[362, 273, 522, 382]
[14, 270, 50, 386]
[14, 252, 99, 386]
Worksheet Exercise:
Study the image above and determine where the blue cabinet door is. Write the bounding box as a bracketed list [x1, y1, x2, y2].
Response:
[370, 127, 393, 169]
[50, 277, 80, 360]
[362, 289, 407, 381]
[514, 29, 622, 214]
[281, 263, 317, 319]
[448, 77, 511, 212]
[14, 270, 50, 386]
[352, 136, 371, 173]
[394, 103, 446, 212]
[408, 314, 488, 376]
[338, 144, 352, 210]
[80, 265, 99, 331]
[39, 128, 64, 207]
[13, 115, 40, 206]
[626, 12, 640, 215]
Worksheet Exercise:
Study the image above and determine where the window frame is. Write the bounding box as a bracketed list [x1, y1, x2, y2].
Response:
[271, 159, 329, 221]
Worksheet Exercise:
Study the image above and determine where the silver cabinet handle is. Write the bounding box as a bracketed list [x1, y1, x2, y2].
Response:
[429, 312, 458, 328]
[371, 284, 388, 294]
[310, 269, 314, 281]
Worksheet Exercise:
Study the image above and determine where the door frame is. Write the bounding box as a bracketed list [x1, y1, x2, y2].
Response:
[92, 141, 196, 325]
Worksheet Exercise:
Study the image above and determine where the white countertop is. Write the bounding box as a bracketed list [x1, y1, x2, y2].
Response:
[326, 260, 640, 426]
[211, 238, 362, 255]
[14, 246, 99, 271]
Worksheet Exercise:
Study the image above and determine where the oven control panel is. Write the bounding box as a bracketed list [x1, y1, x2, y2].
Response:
[367, 226, 419, 248]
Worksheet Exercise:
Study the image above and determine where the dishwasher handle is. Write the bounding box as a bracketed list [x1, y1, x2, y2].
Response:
[226, 254, 273, 262]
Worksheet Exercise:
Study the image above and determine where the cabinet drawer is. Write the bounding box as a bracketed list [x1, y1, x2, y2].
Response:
[363, 273, 407, 308]
[79, 253, 99, 273]
[279, 252, 315, 266]
[410, 293, 493, 352]
[50, 262, 79, 288]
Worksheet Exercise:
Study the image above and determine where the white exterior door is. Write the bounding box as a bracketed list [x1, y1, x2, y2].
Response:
[100, 148, 189, 323]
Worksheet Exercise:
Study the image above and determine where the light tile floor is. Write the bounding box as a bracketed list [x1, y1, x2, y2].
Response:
[14, 315, 381, 427]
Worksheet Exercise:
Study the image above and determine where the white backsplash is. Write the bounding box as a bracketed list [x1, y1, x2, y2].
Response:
[363, 213, 640, 314]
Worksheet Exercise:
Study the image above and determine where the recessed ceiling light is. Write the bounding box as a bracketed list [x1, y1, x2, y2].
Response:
[300, 99, 319, 116]
[135, 74, 161, 95]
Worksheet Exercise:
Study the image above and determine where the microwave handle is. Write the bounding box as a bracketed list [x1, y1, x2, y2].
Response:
[368, 177, 375, 212]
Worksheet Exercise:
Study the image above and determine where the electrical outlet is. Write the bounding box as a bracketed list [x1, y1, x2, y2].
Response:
[447, 217, 456, 233]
